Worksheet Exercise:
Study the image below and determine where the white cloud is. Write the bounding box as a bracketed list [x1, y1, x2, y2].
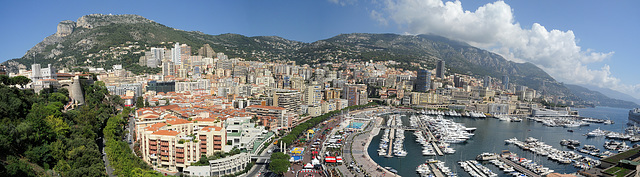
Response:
[373, 0, 640, 99]
[370, 10, 388, 26]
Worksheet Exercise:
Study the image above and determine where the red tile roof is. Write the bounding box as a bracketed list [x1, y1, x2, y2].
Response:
[152, 130, 180, 136]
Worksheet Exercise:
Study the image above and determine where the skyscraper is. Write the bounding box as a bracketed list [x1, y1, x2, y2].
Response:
[414, 69, 431, 92]
[146, 47, 165, 68]
[172, 43, 181, 65]
[502, 75, 510, 90]
[436, 60, 445, 78]
[484, 76, 492, 88]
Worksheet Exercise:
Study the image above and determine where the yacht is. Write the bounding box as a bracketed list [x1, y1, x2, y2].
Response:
[586, 128, 607, 137]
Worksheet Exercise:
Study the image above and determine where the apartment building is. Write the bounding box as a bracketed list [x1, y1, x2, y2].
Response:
[138, 118, 226, 172]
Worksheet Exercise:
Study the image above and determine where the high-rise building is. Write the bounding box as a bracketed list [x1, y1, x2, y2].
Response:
[343, 84, 367, 106]
[146, 47, 165, 68]
[180, 44, 191, 67]
[273, 89, 301, 114]
[162, 60, 175, 76]
[414, 69, 431, 92]
[436, 60, 446, 78]
[483, 76, 492, 88]
[198, 44, 215, 58]
[502, 75, 510, 90]
[172, 43, 181, 65]
[305, 85, 323, 106]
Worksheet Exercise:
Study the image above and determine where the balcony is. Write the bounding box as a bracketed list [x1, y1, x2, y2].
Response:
[199, 135, 207, 140]
[160, 151, 169, 156]
[200, 144, 207, 149]
[149, 141, 157, 145]
[161, 157, 169, 161]
[214, 145, 222, 150]
[176, 153, 184, 158]
[176, 159, 184, 163]
[149, 146, 157, 150]
[160, 142, 169, 146]
[176, 148, 184, 153]
[160, 147, 169, 151]
[149, 150, 157, 155]
[213, 136, 222, 141]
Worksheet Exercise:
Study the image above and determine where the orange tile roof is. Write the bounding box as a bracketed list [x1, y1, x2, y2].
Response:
[145, 122, 167, 131]
[193, 117, 218, 122]
[166, 119, 191, 125]
[139, 114, 160, 120]
[152, 130, 180, 136]
[201, 126, 223, 132]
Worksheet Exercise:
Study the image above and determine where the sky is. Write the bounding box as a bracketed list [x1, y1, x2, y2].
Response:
[0, 0, 639, 99]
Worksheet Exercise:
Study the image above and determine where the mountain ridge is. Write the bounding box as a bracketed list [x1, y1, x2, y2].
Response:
[565, 84, 639, 109]
[1, 13, 597, 104]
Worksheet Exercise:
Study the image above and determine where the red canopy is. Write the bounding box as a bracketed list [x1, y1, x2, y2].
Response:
[325, 156, 336, 163]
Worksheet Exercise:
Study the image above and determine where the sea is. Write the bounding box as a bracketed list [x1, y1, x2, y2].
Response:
[367, 107, 634, 177]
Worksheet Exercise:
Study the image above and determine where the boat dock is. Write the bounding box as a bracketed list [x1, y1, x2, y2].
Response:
[462, 161, 487, 177]
[427, 163, 445, 177]
[431, 142, 444, 156]
[386, 128, 395, 157]
[414, 114, 445, 156]
[386, 116, 396, 157]
[497, 156, 541, 177]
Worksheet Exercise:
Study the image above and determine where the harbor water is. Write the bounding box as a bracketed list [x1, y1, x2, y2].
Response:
[367, 107, 634, 177]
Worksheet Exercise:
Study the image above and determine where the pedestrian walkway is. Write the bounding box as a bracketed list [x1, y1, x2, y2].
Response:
[347, 117, 399, 177]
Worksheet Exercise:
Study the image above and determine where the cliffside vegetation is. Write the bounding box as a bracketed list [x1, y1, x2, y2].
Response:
[0, 78, 135, 176]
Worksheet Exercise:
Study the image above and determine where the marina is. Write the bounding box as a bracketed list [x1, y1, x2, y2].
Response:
[367, 106, 638, 177]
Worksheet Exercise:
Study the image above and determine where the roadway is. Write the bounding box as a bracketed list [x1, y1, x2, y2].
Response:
[245, 143, 275, 177]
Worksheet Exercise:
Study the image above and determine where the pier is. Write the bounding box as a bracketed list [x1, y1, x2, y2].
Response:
[462, 161, 487, 177]
[431, 142, 444, 156]
[386, 127, 395, 157]
[378, 125, 419, 131]
[417, 117, 444, 156]
[427, 163, 445, 177]
[497, 156, 541, 177]
[386, 116, 397, 157]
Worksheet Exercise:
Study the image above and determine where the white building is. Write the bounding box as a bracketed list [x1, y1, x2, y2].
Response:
[173, 43, 182, 65]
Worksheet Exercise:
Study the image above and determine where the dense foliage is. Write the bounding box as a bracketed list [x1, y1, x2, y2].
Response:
[268, 152, 290, 175]
[0, 77, 129, 176]
[103, 107, 160, 176]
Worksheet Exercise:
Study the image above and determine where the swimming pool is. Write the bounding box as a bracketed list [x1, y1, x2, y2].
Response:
[348, 122, 365, 129]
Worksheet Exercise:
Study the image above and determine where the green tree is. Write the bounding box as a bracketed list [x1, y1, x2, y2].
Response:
[10, 76, 31, 88]
[269, 159, 290, 175]
[0, 75, 10, 85]
[136, 96, 144, 108]
[268, 152, 290, 175]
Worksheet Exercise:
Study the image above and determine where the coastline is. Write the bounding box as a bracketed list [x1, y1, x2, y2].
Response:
[358, 116, 399, 176]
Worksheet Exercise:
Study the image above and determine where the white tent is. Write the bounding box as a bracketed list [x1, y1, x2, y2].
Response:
[311, 158, 321, 165]
[304, 163, 314, 169]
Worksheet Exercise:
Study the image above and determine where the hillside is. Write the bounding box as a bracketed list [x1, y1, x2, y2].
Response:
[4, 14, 571, 98]
[566, 84, 640, 109]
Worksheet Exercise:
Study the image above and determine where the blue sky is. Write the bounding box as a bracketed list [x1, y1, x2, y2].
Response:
[0, 0, 638, 98]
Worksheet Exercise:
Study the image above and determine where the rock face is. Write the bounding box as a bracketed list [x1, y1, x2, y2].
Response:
[56, 20, 75, 37]
[20, 14, 155, 63]
[76, 14, 153, 29]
